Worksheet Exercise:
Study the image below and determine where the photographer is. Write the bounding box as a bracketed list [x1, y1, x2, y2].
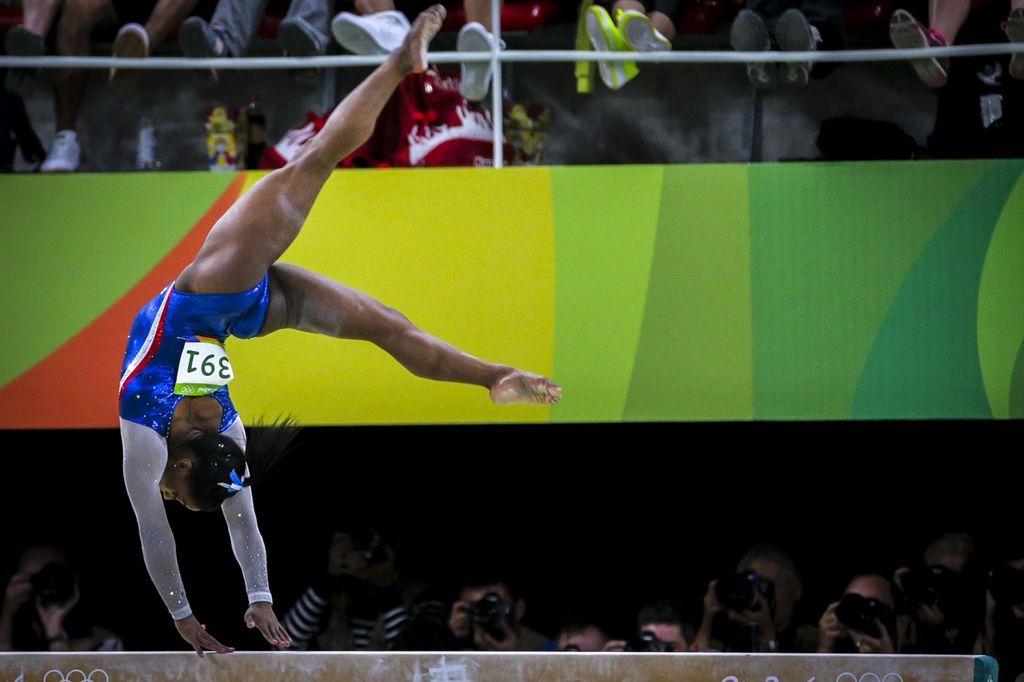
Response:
[629, 601, 689, 653]
[447, 577, 554, 651]
[894, 532, 985, 654]
[0, 544, 123, 652]
[279, 523, 449, 651]
[983, 544, 1024, 681]
[692, 542, 817, 653]
[818, 574, 903, 654]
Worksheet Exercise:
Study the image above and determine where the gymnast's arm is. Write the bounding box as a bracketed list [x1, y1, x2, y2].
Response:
[120, 418, 233, 656]
[220, 419, 292, 647]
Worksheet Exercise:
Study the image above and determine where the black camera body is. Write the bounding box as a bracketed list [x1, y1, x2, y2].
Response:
[900, 564, 961, 607]
[30, 563, 75, 607]
[834, 593, 893, 639]
[349, 529, 389, 566]
[624, 631, 674, 653]
[716, 571, 775, 612]
[469, 592, 513, 642]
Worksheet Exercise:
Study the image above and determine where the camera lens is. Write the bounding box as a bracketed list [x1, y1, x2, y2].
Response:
[715, 572, 762, 612]
[30, 563, 75, 607]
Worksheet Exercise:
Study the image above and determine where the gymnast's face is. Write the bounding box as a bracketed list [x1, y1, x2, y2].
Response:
[160, 455, 200, 511]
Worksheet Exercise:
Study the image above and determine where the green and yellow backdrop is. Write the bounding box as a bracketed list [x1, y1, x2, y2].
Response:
[2, 160, 1022, 428]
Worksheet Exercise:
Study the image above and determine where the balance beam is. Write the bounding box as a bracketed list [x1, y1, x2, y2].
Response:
[0, 651, 998, 682]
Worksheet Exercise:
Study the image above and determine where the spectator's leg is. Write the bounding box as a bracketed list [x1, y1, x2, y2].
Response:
[43, 0, 117, 171]
[464, 0, 502, 32]
[648, 0, 679, 41]
[205, 0, 271, 58]
[143, 0, 202, 44]
[3, 0, 61, 95]
[614, 0, 675, 50]
[1009, 0, 1024, 79]
[889, 3, 959, 88]
[354, 0, 396, 13]
[744, 0, 788, 28]
[280, 0, 331, 57]
[21, 0, 64, 35]
[928, 0, 969, 44]
[457, 0, 505, 101]
[108, 0, 200, 93]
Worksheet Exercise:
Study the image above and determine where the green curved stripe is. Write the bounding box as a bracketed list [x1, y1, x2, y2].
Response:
[0, 172, 237, 387]
[625, 165, 753, 421]
[750, 161, 992, 420]
[852, 161, 1023, 419]
[550, 165, 662, 422]
[977, 173, 1024, 418]
[1010, 339, 1024, 419]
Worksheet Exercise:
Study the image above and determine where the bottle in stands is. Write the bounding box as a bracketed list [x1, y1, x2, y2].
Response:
[246, 95, 266, 169]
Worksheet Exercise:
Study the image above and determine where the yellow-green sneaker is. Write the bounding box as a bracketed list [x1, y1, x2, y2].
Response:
[617, 9, 671, 52]
[586, 5, 639, 90]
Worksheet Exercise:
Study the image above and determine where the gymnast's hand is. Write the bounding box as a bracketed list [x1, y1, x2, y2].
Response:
[245, 602, 293, 648]
[174, 614, 235, 657]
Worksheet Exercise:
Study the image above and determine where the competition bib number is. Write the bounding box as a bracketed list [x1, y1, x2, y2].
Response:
[174, 340, 234, 396]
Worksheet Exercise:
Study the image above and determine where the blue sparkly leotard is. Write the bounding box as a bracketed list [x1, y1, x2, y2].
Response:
[118, 276, 274, 621]
[118, 276, 270, 434]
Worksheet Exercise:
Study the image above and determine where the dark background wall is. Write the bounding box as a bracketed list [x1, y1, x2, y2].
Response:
[1, 420, 1019, 652]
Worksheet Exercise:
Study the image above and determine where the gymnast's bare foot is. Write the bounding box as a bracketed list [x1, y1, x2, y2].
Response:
[397, 4, 445, 75]
[490, 370, 563, 405]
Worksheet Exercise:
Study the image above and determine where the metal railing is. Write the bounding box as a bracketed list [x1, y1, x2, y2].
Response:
[3, 36, 1021, 167]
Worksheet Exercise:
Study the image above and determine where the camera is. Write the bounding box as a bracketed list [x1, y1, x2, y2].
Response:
[624, 631, 674, 653]
[900, 564, 962, 607]
[30, 563, 75, 607]
[834, 593, 893, 639]
[989, 564, 1024, 605]
[715, 571, 775, 612]
[468, 592, 513, 642]
[349, 529, 389, 566]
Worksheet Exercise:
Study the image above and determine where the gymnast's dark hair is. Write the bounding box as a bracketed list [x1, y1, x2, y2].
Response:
[170, 415, 301, 512]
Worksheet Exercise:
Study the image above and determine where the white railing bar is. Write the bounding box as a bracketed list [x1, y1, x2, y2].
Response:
[1, 42, 1021, 70]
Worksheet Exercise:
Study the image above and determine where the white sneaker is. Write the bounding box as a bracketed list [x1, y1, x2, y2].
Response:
[331, 10, 410, 55]
[41, 130, 80, 172]
[457, 22, 504, 102]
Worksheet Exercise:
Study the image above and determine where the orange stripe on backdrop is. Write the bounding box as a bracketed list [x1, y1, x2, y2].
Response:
[0, 175, 246, 429]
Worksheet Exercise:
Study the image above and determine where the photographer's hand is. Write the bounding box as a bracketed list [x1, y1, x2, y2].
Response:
[174, 615, 234, 657]
[817, 601, 844, 653]
[36, 584, 79, 650]
[244, 602, 292, 648]
[473, 621, 519, 652]
[448, 600, 473, 640]
[850, 619, 895, 654]
[0, 573, 33, 650]
[917, 602, 945, 628]
[733, 594, 777, 642]
[692, 579, 722, 652]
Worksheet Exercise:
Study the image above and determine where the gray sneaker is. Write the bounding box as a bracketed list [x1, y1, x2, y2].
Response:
[730, 9, 777, 91]
[179, 16, 230, 58]
[279, 17, 326, 57]
[775, 9, 821, 87]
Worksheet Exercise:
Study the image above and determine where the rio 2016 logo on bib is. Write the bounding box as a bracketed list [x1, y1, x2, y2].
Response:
[174, 337, 234, 396]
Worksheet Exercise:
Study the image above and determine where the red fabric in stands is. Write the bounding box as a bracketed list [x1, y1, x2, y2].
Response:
[261, 68, 511, 169]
